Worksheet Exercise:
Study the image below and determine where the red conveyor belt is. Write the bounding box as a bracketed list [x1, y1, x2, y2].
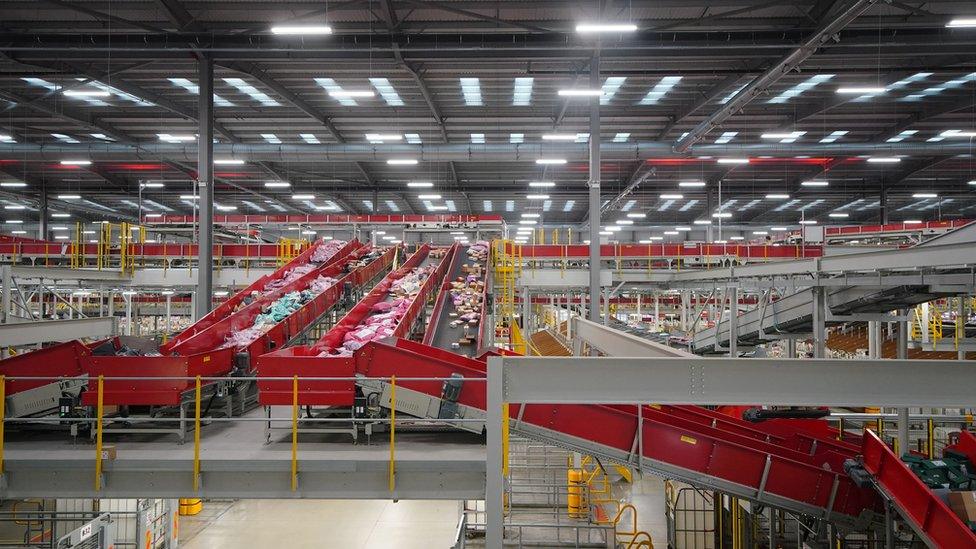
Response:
[254, 336, 884, 525]
[256, 244, 459, 406]
[77, 244, 396, 406]
[161, 239, 359, 352]
[864, 430, 976, 548]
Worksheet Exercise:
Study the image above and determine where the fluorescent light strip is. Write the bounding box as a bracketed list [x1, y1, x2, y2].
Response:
[719, 82, 749, 104]
[575, 23, 638, 33]
[300, 133, 320, 144]
[404, 133, 422, 144]
[612, 132, 630, 143]
[270, 25, 332, 35]
[51, 133, 80, 144]
[886, 130, 918, 143]
[315, 78, 357, 106]
[385, 200, 400, 212]
[470, 133, 485, 144]
[261, 133, 282, 144]
[563, 200, 575, 212]
[851, 72, 930, 102]
[509, 133, 524, 144]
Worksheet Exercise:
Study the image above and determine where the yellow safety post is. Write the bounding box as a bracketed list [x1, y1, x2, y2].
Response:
[837, 418, 845, 441]
[291, 375, 298, 491]
[193, 376, 201, 491]
[95, 376, 104, 492]
[0, 375, 5, 476]
[928, 419, 935, 458]
[388, 376, 396, 494]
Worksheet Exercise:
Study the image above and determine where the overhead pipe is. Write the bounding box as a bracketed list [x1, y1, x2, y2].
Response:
[1, 142, 974, 162]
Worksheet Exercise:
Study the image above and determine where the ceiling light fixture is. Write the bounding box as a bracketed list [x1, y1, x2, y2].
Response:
[214, 159, 245, 165]
[557, 89, 603, 97]
[801, 180, 829, 187]
[526, 194, 549, 200]
[837, 87, 887, 94]
[660, 193, 683, 199]
[407, 182, 434, 188]
[766, 193, 790, 199]
[627, 213, 646, 218]
[292, 194, 315, 200]
[57, 194, 81, 200]
[528, 181, 556, 187]
[717, 158, 750, 164]
[867, 157, 902, 163]
[575, 22, 638, 33]
[60, 160, 91, 166]
[63, 90, 111, 97]
[417, 194, 441, 200]
[678, 181, 706, 188]
[264, 182, 291, 188]
[271, 25, 333, 35]
[535, 158, 567, 165]
[913, 192, 938, 198]
[387, 159, 418, 165]
[946, 19, 976, 28]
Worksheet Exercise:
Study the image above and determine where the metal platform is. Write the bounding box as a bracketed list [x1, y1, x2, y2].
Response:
[1, 407, 487, 500]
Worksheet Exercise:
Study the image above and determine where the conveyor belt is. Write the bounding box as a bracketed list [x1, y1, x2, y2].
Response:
[425, 246, 467, 353]
[693, 285, 953, 354]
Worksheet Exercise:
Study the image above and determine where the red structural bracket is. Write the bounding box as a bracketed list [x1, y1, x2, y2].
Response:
[861, 430, 976, 548]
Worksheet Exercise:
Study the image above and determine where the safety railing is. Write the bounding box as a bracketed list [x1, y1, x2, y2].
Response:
[0, 374, 488, 497]
[827, 411, 975, 459]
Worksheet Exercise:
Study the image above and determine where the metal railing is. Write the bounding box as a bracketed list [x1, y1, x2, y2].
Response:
[0, 373, 489, 497]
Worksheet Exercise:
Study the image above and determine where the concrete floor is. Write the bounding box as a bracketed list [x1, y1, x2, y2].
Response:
[179, 499, 461, 549]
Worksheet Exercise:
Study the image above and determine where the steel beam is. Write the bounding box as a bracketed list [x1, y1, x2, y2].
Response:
[673, 0, 879, 152]
[500, 356, 976, 407]
[570, 316, 693, 358]
[195, 57, 214, 321]
[0, 316, 117, 347]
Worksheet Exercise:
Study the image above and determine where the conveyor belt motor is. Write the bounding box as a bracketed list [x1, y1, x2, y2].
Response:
[437, 374, 464, 420]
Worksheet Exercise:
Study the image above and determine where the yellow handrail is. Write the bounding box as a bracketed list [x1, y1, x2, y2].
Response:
[388, 375, 396, 494]
[94, 375, 104, 491]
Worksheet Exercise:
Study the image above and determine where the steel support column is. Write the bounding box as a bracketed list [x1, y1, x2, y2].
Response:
[728, 286, 738, 357]
[37, 191, 48, 240]
[812, 286, 826, 358]
[195, 57, 215, 321]
[959, 296, 967, 361]
[485, 357, 505, 549]
[897, 309, 908, 360]
[897, 408, 909, 456]
[587, 52, 601, 328]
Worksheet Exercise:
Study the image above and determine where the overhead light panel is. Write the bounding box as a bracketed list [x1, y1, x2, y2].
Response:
[179, 194, 198, 200]
[223, 77, 280, 106]
[712, 212, 732, 218]
[837, 87, 887, 94]
[627, 213, 646, 218]
[140, 182, 165, 188]
[575, 22, 638, 33]
[717, 158, 749, 164]
[820, 130, 849, 143]
[801, 180, 829, 187]
[512, 77, 534, 106]
[271, 25, 333, 35]
[558, 89, 603, 97]
[300, 134, 320, 144]
[675, 226, 691, 231]
[639, 76, 681, 105]
[913, 193, 938, 198]
[292, 194, 315, 200]
[535, 158, 566, 165]
[660, 193, 683, 199]
[365, 133, 402, 142]
[767, 74, 833, 104]
[265, 181, 291, 188]
[57, 194, 81, 200]
[612, 132, 630, 142]
[60, 160, 91, 166]
[678, 181, 706, 188]
[407, 182, 433, 188]
[387, 159, 418, 165]
[693, 220, 711, 225]
[417, 194, 441, 200]
[460, 77, 483, 106]
[947, 18, 976, 28]
[0, 182, 26, 188]
[521, 213, 540, 218]
[828, 212, 849, 218]
[526, 194, 549, 200]
[528, 181, 555, 188]
[867, 157, 902, 163]
[766, 193, 790, 199]
[63, 89, 111, 98]
[369, 77, 405, 106]
[714, 132, 737, 144]
[169, 78, 233, 106]
[213, 159, 245, 165]
[518, 220, 537, 225]
[330, 89, 374, 98]
[542, 133, 583, 141]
